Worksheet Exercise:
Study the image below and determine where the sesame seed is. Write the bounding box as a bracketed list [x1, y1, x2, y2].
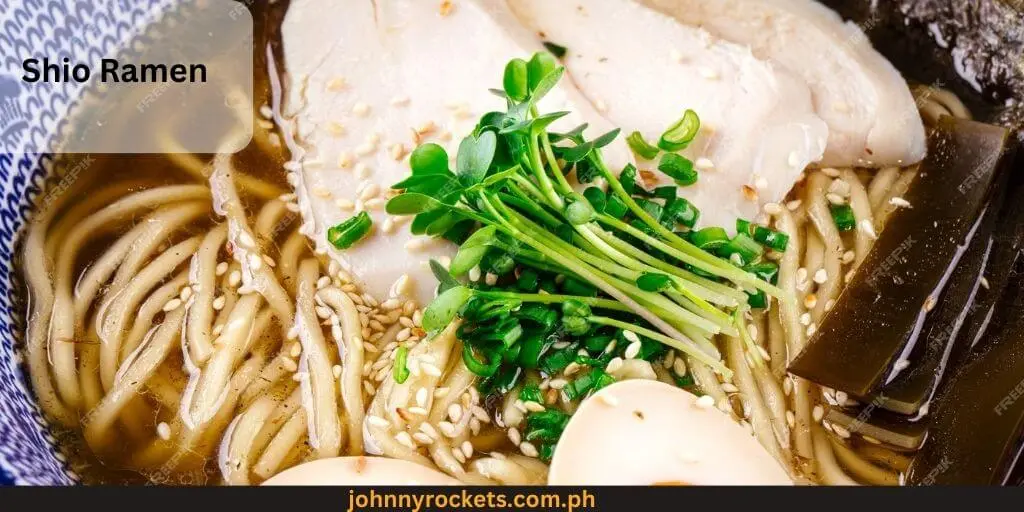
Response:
[804, 293, 818, 309]
[889, 197, 911, 208]
[524, 401, 545, 413]
[605, 357, 624, 374]
[924, 296, 936, 312]
[215, 262, 229, 276]
[461, 440, 474, 458]
[622, 330, 640, 344]
[859, 219, 878, 239]
[395, 431, 416, 449]
[624, 341, 642, 360]
[519, 442, 538, 458]
[826, 193, 846, 205]
[980, 276, 990, 289]
[508, 427, 522, 446]
[390, 144, 407, 161]
[332, 365, 343, 379]
[448, 404, 463, 422]
[783, 377, 793, 396]
[786, 199, 803, 211]
[282, 357, 298, 373]
[412, 433, 433, 445]
[812, 405, 824, 422]
[694, 395, 715, 409]
[672, 357, 687, 377]
[813, 268, 828, 284]
[832, 424, 852, 439]
[352, 102, 370, 117]
[695, 157, 714, 170]
[742, 185, 758, 202]
[721, 383, 739, 393]
[805, 323, 817, 337]
[162, 298, 182, 312]
[249, 253, 263, 271]
[156, 422, 171, 441]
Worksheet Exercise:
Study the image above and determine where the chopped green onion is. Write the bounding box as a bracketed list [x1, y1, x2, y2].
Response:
[690, 227, 730, 251]
[752, 225, 790, 252]
[737, 219, 753, 236]
[560, 277, 597, 297]
[326, 212, 373, 250]
[481, 249, 515, 275]
[620, 164, 639, 195]
[658, 153, 698, 186]
[583, 187, 607, 214]
[626, 131, 660, 160]
[747, 290, 768, 309]
[604, 193, 628, 219]
[737, 219, 790, 252]
[540, 342, 579, 375]
[663, 197, 700, 229]
[831, 204, 856, 231]
[563, 369, 615, 401]
[517, 268, 539, 292]
[636, 272, 673, 292]
[658, 110, 700, 151]
[745, 261, 780, 285]
[718, 233, 763, 266]
[393, 346, 410, 383]
[516, 303, 558, 332]
[584, 333, 614, 353]
[462, 344, 501, 377]
[519, 383, 543, 403]
[517, 332, 548, 369]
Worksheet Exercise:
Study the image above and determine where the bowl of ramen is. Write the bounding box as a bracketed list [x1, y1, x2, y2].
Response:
[2, 0, 1024, 486]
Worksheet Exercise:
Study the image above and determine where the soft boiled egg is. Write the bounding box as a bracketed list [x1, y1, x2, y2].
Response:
[261, 456, 460, 485]
[548, 379, 793, 485]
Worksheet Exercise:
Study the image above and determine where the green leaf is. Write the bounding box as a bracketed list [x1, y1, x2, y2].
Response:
[636, 272, 673, 292]
[528, 66, 565, 107]
[423, 286, 475, 332]
[424, 211, 464, 237]
[592, 129, 621, 149]
[450, 226, 498, 276]
[561, 140, 595, 163]
[550, 123, 588, 143]
[503, 58, 529, 102]
[409, 143, 450, 175]
[528, 52, 559, 91]
[430, 259, 461, 294]
[386, 193, 445, 215]
[456, 131, 498, 186]
[499, 111, 569, 136]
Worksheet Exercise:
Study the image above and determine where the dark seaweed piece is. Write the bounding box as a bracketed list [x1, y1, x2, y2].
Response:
[906, 251, 1024, 485]
[788, 118, 1010, 397]
[871, 202, 998, 415]
[824, 407, 928, 451]
[874, 155, 1024, 415]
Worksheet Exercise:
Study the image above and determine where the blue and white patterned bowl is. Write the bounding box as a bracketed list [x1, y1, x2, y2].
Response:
[0, 0, 172, 485]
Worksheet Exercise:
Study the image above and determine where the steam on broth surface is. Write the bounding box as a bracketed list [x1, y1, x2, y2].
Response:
[17, 0, 977, 485]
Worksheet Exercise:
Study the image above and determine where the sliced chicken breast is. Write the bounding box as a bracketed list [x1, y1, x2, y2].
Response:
[281, 0, 631, 303]
[504, 0, 828, 229]
[638, 0, 926, 168]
